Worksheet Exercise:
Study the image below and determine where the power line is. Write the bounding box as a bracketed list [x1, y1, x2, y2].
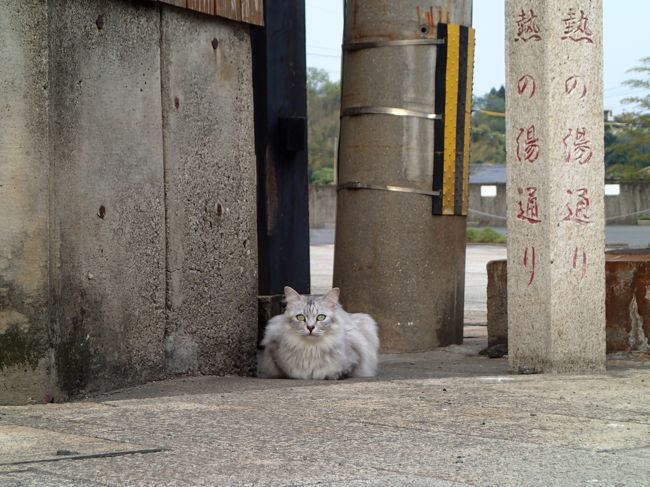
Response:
[307, 52, 341, 59]
[307, 44, 341, 52]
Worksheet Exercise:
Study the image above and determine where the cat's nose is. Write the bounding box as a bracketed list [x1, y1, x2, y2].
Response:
[306, 324, 315, 333]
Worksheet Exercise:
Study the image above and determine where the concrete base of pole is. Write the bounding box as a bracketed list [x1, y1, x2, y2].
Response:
[334, 191, 466, 353]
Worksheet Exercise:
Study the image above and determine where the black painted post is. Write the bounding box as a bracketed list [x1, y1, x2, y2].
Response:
[251, 0, 310, 341]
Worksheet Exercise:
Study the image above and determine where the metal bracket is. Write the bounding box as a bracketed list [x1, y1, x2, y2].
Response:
[341, 106, 441, 121]
[343, 38, 445, 51]
[338, 181, 441, 197]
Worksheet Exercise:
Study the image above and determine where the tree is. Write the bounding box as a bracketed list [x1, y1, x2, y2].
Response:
[470, 86, 506, 164]
[605, 57, 650, 180]
[307, 68, 340, 185]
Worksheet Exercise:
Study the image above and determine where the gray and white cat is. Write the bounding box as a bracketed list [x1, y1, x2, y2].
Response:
[259, 287, 379, 380]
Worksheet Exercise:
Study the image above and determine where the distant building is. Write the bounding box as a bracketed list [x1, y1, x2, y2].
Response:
[467, 165, 507, 226]
[467, 164, 650, 225]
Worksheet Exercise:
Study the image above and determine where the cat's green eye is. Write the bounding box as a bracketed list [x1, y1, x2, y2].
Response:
[296, 314, 306, 321]
[316, 314, 326, 321]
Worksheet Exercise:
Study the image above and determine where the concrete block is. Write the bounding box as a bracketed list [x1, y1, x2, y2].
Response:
[48, 0, 166, 396]
[0, 0, 56, 404]
[488, 252, 650, 355]
[506, 0, 606, 372]
[486, 260, 508, 349]
[161, 6, 258, 377]
[605, 251, 650, 353]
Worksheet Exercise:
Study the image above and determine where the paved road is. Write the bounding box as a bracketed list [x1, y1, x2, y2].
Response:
[311, 226, 650, 324]
[490, 225, 650, 248]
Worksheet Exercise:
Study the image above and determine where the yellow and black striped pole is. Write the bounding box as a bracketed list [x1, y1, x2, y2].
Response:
[433, 23, 475, 216]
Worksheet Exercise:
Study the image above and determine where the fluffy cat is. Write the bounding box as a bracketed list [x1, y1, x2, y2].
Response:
[259, 287, 379, 380]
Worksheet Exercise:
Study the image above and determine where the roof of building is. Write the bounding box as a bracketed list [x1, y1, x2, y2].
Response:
[468, 164, 506, 184]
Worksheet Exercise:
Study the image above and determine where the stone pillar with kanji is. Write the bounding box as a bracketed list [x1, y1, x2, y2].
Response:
[506, 0, 606, 372]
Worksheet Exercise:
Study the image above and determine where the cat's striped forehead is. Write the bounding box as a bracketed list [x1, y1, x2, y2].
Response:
[302, 297, 324, 315]
[286, 295, 329, 316]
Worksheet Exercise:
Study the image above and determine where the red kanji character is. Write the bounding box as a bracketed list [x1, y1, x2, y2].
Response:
[516, 187, 541, 224]
[563, 188, 591, 224]
[561, 8, 594, 43]
[523, 246, 536, 285]
[515, 9, 542, 42]
[563, 127, 593, 165]
[516, 126, 540, 163]
[572, 247, 588, 279]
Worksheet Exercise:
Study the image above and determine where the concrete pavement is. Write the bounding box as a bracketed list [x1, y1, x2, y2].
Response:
[1, 231, 649, 486]
[1, 331, 649, 486]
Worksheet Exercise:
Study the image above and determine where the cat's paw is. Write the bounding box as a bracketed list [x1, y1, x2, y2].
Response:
[324, 373, 342, 380]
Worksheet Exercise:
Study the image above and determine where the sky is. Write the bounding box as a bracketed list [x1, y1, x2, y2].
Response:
[305, 1, 649, 115]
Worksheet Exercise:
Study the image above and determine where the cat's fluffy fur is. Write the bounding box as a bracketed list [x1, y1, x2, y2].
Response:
[259, 287, 379, 380]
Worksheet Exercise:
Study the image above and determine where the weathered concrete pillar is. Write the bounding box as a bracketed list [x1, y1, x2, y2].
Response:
[1, 1, 260, 404]
[334, 1, 472, 353]
[48, 0, 166, 395]
[506, 1, 606, 372]
[0, 0, 55, 404]
[161, 5, 258, 377]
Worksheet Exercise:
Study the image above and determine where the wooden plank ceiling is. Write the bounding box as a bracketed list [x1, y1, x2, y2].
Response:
[154, 0, 264, 26]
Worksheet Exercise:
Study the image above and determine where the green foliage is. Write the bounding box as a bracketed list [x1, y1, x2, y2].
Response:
[470, 86, 506, 164]
[466, 227, 507, 244]
[307, 68, 340, 185]
[605, 163, 650, 182]
[606, 57, 650, 179]
[311, 167, 334, 185]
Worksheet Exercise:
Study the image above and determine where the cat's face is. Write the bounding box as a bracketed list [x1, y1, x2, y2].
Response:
[283, 287, 340, 338]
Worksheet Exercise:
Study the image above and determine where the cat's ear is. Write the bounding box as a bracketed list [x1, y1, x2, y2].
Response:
[322, 287, 340, 308]
[284, 286, 301, 306]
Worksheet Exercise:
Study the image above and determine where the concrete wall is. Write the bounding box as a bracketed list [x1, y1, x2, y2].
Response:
[310, 182, 650, 228]
[1, 1, 257, 404]
[0, 0, 54, 403]
[309, 185, 337, 229]
[604, 183, 650, 225]
[161, 6, 257, 377]
[467, 184, 507, 226]
[48, 0, 167, 396]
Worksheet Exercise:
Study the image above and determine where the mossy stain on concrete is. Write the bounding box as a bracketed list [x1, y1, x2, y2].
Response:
[54, 318, 93, 396]
[0, 325, 40, 370]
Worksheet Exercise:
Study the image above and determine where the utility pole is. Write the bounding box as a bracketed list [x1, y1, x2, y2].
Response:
[334, 0, 474, 352]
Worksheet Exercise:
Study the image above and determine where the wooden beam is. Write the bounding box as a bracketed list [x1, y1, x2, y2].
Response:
[155, 0, 264, 26]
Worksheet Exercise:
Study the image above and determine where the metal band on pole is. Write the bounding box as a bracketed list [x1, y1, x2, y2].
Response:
[341, 106, 441, 121]
[343, 38, 445, 51]
[338, 181, 441, 197]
